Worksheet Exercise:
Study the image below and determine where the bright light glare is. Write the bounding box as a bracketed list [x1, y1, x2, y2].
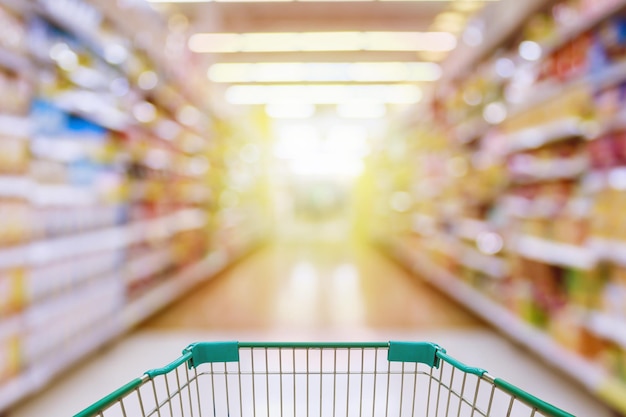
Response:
[477, 232, 504, 255]
[519, 41, 542, 61]
[133, 102, 157, 123]
[274, 125, 320, 159]
[265, 103, 316, 119]
[189, 31, 456, 53]
[290, 156, 364, 178]
[208, 62, 441, 83]
[326, 126, 370, 157]
[274, 124, 367, 178]
[495, 58, 515, 78]
[483, 102, 507, 124]
[336, 102, 386, 119]
[225, 84, 422, 105]
[390, 192, 412, 212]
[138, 71, 159, 90]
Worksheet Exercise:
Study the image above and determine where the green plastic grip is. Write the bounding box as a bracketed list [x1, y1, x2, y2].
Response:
[186, 341, 240, 367]
[388, 341, 443, 368]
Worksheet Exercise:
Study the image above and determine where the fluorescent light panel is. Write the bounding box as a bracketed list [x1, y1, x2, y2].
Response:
[265, 103, 316, 119]
[208, 62, 441, 83]
[336, 102, 387, 119]
[225, 84, 422, 104]
[189, 31, 456, 53]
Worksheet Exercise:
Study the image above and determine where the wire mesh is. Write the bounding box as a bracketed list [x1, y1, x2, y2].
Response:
[93, 346, 552, 417]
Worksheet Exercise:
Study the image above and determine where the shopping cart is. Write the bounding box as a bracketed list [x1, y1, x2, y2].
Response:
[74, 341, 574, 417]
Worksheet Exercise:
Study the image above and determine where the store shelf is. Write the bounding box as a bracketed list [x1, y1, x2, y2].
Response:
[511, 234, 596, 270]
[0, 316, 121, 413]
[510, 156, 588, 183]
[455, 116, 490, 144]
[121, 232, 263, 330]
[0, 239, 259, 413]
[589, 237, 626, 266]
[0, 371, 39, 413]
[441, 0, 549, 83]
[583, 311, 626, 350]
[50, 92, 131, 132]
[0, 46, 32, 75]
[0, 209, 207, 269]
[0, 314, 21, 340]
[505, 117, 584, 154]
[34, 4, 111, 71]
[454, 218, 489, 241]
[539, 0, 626, 59]
[458, 244, 508, 279]
[0, 114, 33, 137]
[384, 238, 626, 414]
[509, 60, 626, 119]
[591, 111, 626, 139]
[411, 213, 437, 236]
[122, 251, 228, 328]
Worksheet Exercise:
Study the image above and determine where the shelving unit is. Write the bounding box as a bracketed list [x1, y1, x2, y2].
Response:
[510, 234, 596, 271]
[373, 0, 626, 414]
[0, 0, 267, 413]
[384, 237, 626, 414]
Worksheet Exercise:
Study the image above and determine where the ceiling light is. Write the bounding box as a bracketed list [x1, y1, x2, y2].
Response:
[189, 33, 241, 53]
[189, 32, 457, 53]
[265, 103, 316, 119]
[366, 32, 456, 52]
[208, 62, 441, 83]
[225, 84, 422, 105]
[336, 103, 387, 119]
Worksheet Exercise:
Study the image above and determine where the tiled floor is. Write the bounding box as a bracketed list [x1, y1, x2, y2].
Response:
[10, 240, 613, 416]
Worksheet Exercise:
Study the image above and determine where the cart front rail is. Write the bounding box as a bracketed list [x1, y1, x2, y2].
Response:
[74, 342, 574, 417]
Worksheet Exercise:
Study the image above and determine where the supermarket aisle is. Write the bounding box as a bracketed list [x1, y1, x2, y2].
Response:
[142, 241, 483, 331]
[11, 240, 614, 417]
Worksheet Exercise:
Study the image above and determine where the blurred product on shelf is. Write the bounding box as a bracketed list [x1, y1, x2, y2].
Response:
[374, 0, 626, 414]
[0, 0, 268, 412]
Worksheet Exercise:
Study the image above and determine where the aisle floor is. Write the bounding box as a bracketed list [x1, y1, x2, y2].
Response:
[11, 241, 613, 416]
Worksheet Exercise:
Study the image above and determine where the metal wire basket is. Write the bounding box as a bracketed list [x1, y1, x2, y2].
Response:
[74, 341, 573, 417]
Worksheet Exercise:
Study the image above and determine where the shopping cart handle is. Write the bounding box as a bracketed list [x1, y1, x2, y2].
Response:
[388, 341, 445, 368]
[184, 341, 240, 368]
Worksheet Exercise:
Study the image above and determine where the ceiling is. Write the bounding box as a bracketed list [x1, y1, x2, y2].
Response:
[145, 0, 494, 116]
[151, 1, 487, 62]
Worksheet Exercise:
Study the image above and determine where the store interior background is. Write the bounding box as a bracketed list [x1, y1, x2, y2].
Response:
[1, 0, 626, 415]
